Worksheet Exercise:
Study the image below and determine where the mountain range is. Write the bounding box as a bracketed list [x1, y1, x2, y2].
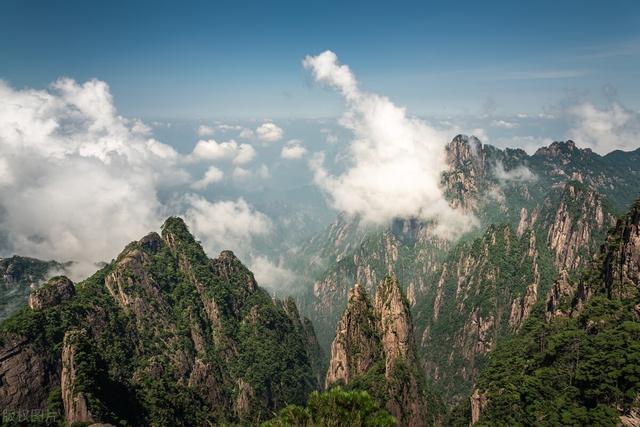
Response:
[1, 136, 639, 426]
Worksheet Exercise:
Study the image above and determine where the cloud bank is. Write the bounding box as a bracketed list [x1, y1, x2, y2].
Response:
[0, 78, 273, 281]
[568, 101, 640, 154]
[303, 51, 476, 238]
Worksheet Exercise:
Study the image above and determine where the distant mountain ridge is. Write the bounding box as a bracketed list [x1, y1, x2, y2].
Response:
[292, 136, 640, 403]
[0, 255, 68, 321]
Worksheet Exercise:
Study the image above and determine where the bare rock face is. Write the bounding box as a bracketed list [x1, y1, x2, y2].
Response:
[544, 271, 575, 319]
[374, 277, 415, 374]
[28, 276, 75, 310]
[470, 388, 488, 425]
[234, 378, 255, 418]
[326, 277, 437, 425]
[325, 283, 381, 388]
[442, 135, 486, 211]
[602, 200, 640, 298]
[61, 330, 95, 425]
[547, 181, 614, 272]
[0, 334, 53, 411]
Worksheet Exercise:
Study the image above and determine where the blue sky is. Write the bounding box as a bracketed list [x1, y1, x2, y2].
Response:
[1, 0, 639, 119]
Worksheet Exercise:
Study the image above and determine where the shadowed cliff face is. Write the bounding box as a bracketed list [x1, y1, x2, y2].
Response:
[326, 277, 444, 426]
[0, 217, 321, 426]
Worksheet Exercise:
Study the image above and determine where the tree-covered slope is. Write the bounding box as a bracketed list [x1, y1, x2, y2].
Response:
[467, 199, 640, 426]
[0, 217, 321, 426]
[293, 136, 635, 404]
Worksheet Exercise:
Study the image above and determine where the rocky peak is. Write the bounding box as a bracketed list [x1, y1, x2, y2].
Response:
[28, 276, 75, 310]
[326, 278, 440, 425]
[212, 250, 258, 303]
[534, 140, 580, 158]
[443, 135, 487, 211]
[374, 276, 415, 372]
[160, 216, 204, 258]
[448, 135, 484, 164]
[325, 283, 381, 388]
[1, 217, 321, 424]
[546, 181, 614, 272]
[602, 199, 640, 298]
[139, 232, 163, 253]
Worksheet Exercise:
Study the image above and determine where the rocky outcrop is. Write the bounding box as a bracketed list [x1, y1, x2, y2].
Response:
[544, 271, 575, 319]
[0, 216, 320, 425]
[325, 283, 381, 387]
[602, 200, 640, 298]
[546, 181, 614, 272]
[326, 277, 440, 425]
[0, 335, 53, 411]
[374, 277, 415, 374]
[470, 198, 640, 425]
[61, 330, 95, 425]
[442, 135, 487, 211]
[297, 135, 640, 408]
[470, 388, 487, 425]
[28, 276, 75, 310]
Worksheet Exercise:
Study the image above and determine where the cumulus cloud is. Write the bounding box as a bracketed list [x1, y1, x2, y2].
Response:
[191, 166, 224, 189]
[493, 161, 537, 183]
[255, 122, 284, 142]
[281, 139, 307, 159]
[472, 128, 489, 143]
[321, 128, 338, 144]
[197, 125, 215, 136]
[183, 194, 271, 257]
[190, 139, 256, 165]
[248, 256, 297, 295]
[0, 78, 273, 281]
[302, 50, 476, 239]
[567, 101, 640, 154]
[0, 78, 189, 278]
[232, 167, 252, 180]
[491, 119, 518, 129]
[238, 128, 255, 139]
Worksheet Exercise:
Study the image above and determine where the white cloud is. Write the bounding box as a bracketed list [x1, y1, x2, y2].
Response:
[257, 164, 270, 179]
[0, 78, 188, 278]
[493, 161, 537, 183]
[0, 78, 273, 281]
[491, 119, 518, 129]
[472, 128, 489, 142]
[190, 139, 256, 165]
[191, 166, 224, 189]
[249, 256, 297, 295]
[232, 167, 252, 180]
[183, 194, 271, 257]
[302, 50, 476, 239]
[281, 139, 307, 159]
[255, 122, 283, 142]
[197, 125, 215, 136]
[321, 128, 338, 144]
[238, 128, 255, 139]
[567, 101, 640, 154]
